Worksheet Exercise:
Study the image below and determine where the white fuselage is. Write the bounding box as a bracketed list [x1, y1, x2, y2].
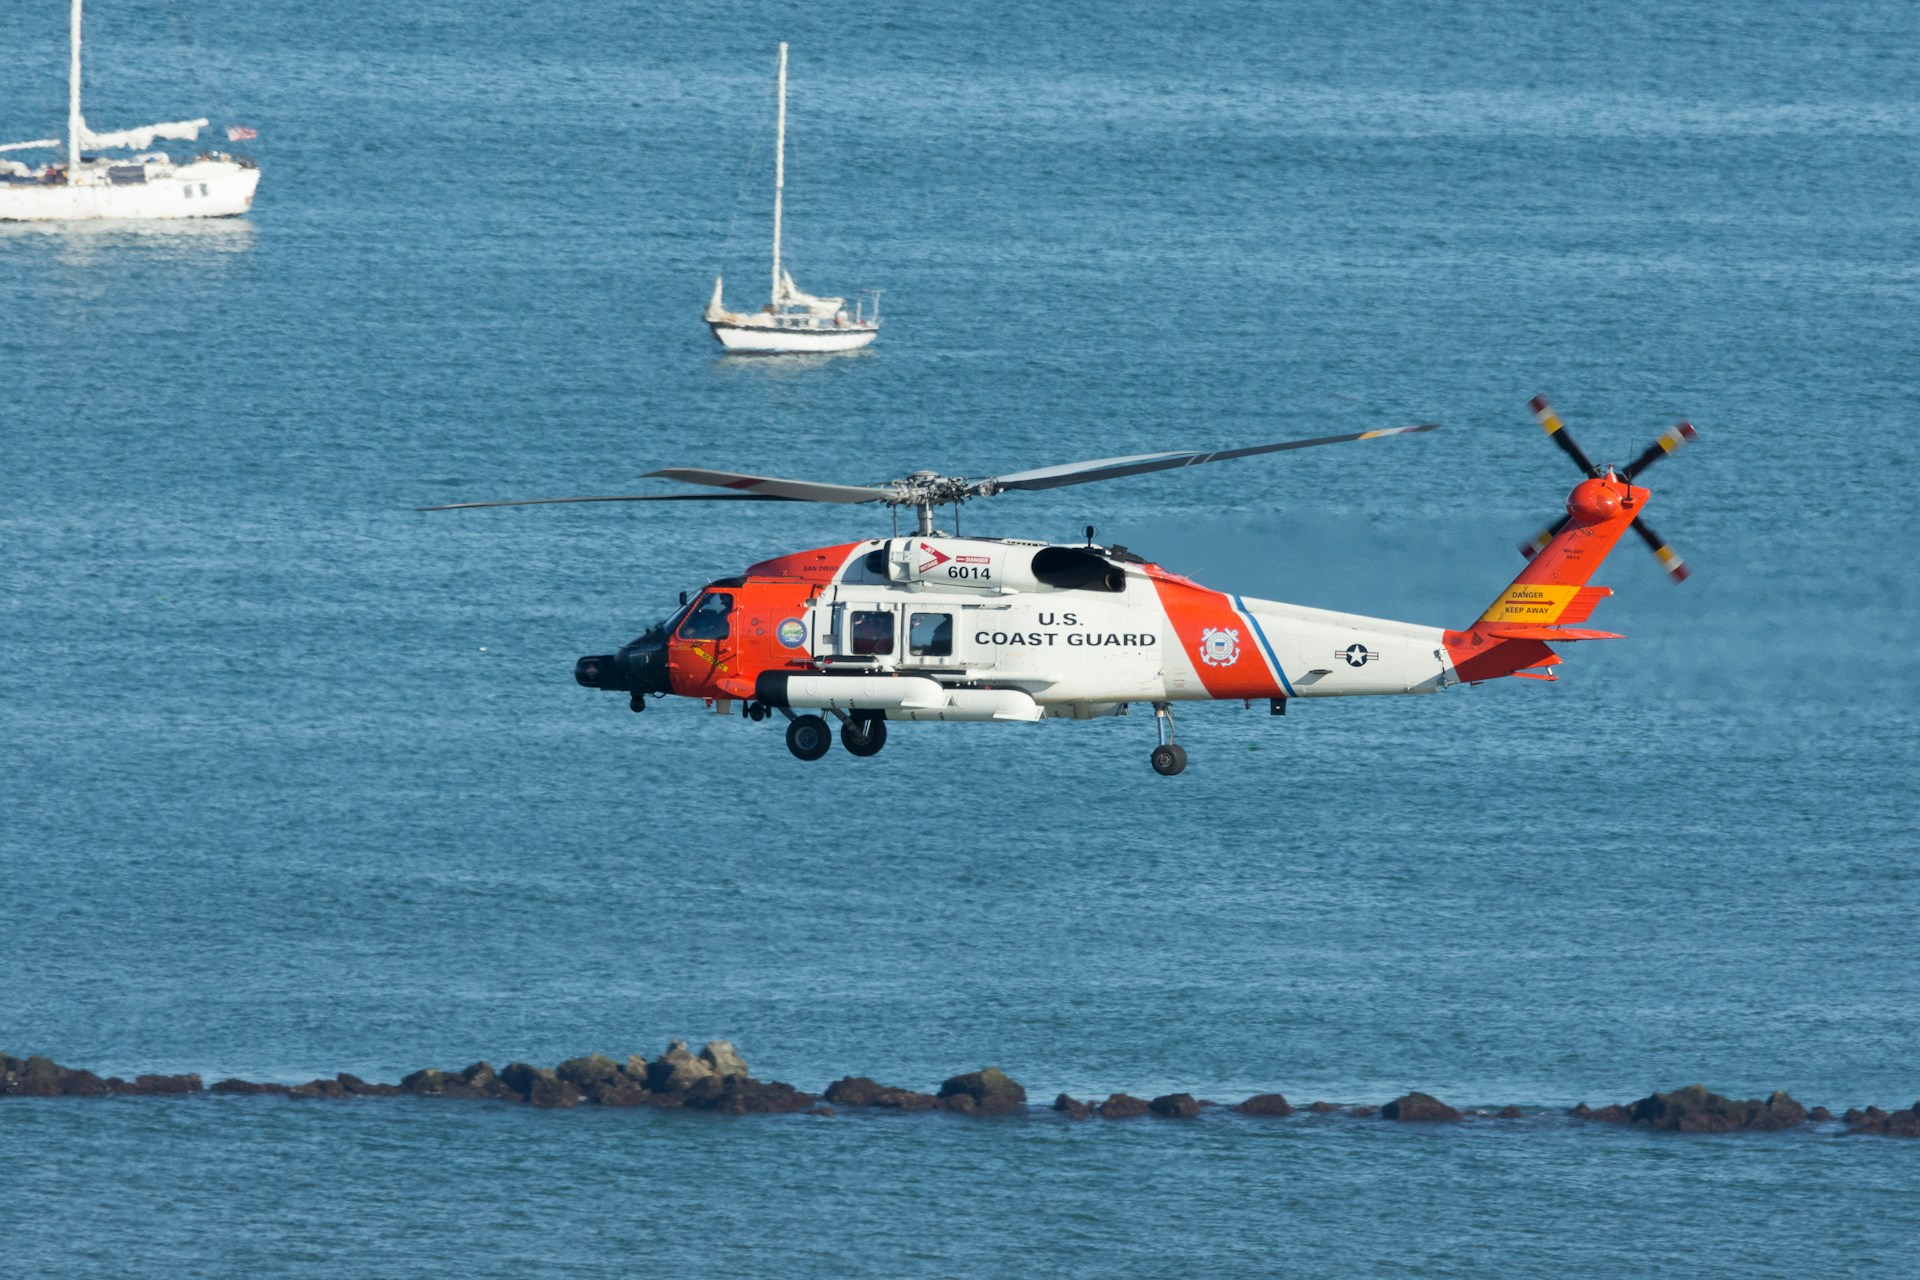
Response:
[780, 536, 1453, 718]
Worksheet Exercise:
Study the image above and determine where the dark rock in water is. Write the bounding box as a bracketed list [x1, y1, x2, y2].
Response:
[1568, 1102, 1591, 1118]
[289, 1077, 347, 1100]
[2, 1055, 64, 1096]
[699, 1040, 749, 1080]
[402, 1063, 507, 1099]
[824, 1076, 940, 1112]
[211, 1078, 290, 1096]
[555, 1055, 624, 1092]
[530, 1076, 582, 1108]
[1051, 1092, 1092, 1120]
[1349, 1105, 1376, 1117]
[1382, 1092, 1462, 1122]
[496, 1062, 582, 1108]
[937, 1068, 1027, 1116]
[337, 1073, 402, 1098]
[1808, 1106, 1833, 1122]
[681, 1074, 814, 1115]
[1583, 1085, 1807, 1133]
[1495, 1105, 1525, 1119]
[401, 1068, 448, 1095]
[647, 1041, 717, 1093]
[127, 1073, 203, 1095]
[1843, 1103, 1920, 1137]
[497, 1062, 543, 1098]
[452, 1061, 511, 1100]
[591, 1084, 653, 1107]
[1098, 1093, 1149, 1119]
[1304, 1100, 1341, 1113]
[3, 1056, 113, 1097]
[1234, 1093, 1294, 1117]
[1149, 1093, 1200, 1119]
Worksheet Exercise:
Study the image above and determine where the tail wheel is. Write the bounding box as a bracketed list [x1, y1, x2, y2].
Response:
[1149, 743, 1187, 776]
[841, 715, 888, 758]
[785, 714, 831, 761]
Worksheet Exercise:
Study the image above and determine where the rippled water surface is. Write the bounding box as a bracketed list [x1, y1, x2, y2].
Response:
[3, 0, 1917, 1274]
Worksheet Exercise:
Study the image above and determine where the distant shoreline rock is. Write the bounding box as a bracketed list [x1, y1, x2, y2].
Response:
[5, 1052, 1914, 1137]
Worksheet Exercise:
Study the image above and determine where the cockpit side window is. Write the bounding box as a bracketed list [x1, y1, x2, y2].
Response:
[849, 609, 895, 656]
[909, 612, 952, 657]
[678, 592, 734, 641]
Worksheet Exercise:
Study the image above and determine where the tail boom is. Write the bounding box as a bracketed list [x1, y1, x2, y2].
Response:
[1443, 471, 1645, 683]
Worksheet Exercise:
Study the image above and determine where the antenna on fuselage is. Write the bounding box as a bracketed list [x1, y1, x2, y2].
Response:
[1084, 525, 1095, 547]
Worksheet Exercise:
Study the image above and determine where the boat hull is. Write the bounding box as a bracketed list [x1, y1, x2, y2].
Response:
[0, 161, 258, 222]
[708, 319, 879, 354]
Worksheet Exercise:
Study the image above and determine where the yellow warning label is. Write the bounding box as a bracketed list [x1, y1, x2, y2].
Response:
[1479, 584, 1580, 623]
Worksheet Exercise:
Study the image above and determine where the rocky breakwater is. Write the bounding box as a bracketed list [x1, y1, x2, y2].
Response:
[823, 1067, 1027, 1116]
[3, 1042, 814, 1114]
[1569, 1085, 1811, 1133]
[391, 1040, 815, 1113]
[1, 1053, 202, 1097]
[1841, 1103, 1920, 1138]
[11, 1050, 1920, 1138]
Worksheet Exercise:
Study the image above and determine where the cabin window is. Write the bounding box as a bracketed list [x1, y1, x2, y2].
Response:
[849, 610, 894, 656]
[183, 184, 193, 197]
[199, 183, 209, 196]
[909, 612, 953, 657]
[678, 592, 734, 641]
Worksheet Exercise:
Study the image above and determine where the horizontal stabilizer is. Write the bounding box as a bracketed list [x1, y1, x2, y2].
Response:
[1555, 585, 1613, 625]
[1481, 625, 1624, 642]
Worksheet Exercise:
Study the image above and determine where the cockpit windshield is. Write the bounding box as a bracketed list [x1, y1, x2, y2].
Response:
[678, 592, 735, 641]
[634, 600, 694, 646]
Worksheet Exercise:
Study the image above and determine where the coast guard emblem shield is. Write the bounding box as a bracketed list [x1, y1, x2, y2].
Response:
[1199, 627, 1241, 667]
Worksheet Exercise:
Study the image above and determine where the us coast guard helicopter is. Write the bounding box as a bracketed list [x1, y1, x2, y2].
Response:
[425, 399, 1695, 775]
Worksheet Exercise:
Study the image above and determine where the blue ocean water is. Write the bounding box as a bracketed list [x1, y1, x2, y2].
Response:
[3, 0, 1918, 1273]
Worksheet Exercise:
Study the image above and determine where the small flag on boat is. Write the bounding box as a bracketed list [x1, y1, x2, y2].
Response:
[226, 125, 258, 142]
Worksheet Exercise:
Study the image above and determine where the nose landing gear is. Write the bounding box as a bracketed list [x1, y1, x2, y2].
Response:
[785, 713, 832, 761]
[1149, 702, 1187, 776]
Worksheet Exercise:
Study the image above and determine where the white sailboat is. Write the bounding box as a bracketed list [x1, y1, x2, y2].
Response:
[704, 43, 879, 354]
[0, 0, 259, 222]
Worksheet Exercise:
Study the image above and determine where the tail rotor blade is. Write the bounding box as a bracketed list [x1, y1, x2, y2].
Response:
[1529, 395, 1601, 478]
[1632, 517, 1690, 582]
[1623, 420, 1699, 481]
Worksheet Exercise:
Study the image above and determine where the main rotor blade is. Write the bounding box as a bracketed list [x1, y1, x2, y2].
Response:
[1529, 396, 1601, 478]
[1519, 514, 1571, 559]
[1632, 516, 1690, 582]
[643, 468, 893, 505]
[417, 493, 799, 512]
[989, 423, 1441, 493]
[1623, 420, 1699, 481]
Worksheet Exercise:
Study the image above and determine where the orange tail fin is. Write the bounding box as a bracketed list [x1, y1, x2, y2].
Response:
[1443, 471, 1645, 682]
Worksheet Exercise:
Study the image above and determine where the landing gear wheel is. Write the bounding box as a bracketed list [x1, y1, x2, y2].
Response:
[841, 716, 888, 757]
[786, 714, 831, 761]
[629, 693, 647, 713]
[1150, 743, 1188, 776]
[747, 701, 769, 722]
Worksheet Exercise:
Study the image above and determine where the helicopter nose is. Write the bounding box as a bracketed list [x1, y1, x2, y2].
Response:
[573, 653, 626, 690]
[621, 641, 671, 696]
[575, 638, 671, 695]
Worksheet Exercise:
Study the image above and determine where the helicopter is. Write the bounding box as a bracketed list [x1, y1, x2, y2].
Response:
[423, 398, 1695, 775]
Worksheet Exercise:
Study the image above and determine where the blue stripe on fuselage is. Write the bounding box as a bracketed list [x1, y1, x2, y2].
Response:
[1232, 595, 1296, 698]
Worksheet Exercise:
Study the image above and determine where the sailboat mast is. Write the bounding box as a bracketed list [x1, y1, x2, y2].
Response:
[771, 41, 786, 304]
[67, 0, 83, 174]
